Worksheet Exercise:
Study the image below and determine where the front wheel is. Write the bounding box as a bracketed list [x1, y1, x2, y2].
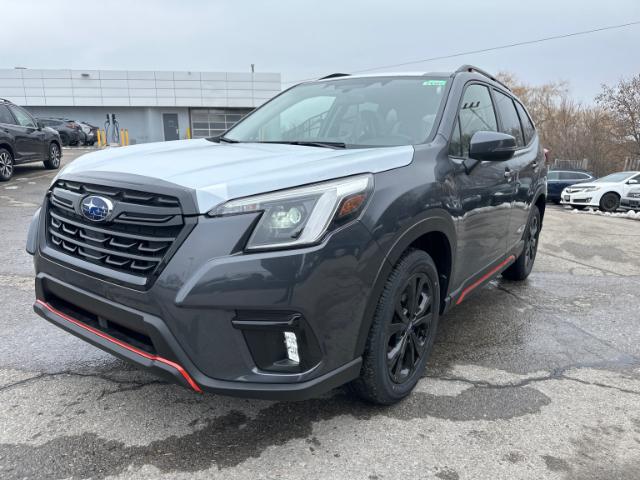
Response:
[502, 206, 541, 281]
[43, 142, 61, 170]
[349, 249, 440, 405]
[0, 148, 14, 181]
[599, 192, 620, 212]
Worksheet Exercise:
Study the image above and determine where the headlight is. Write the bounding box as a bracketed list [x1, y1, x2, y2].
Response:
[209, 174, 373, 250]
[580, 186, 600, 192]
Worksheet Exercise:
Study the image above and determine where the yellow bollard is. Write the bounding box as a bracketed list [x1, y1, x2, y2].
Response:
[96, 130, 101, 147]
[125, 129, 130, 146]
[186, 127, 191, 139]
[120, 129, 125, 146]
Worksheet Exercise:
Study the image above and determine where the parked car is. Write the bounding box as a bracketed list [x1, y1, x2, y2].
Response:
[561, 171, 640, 212]
[27, 65, 547, 404]
[0, 98, 62, 181]
[37, 118, 82, 146]
[547, 169, 595, 204]
[78, 122, 97, 146]
[620, 187, 640, 211]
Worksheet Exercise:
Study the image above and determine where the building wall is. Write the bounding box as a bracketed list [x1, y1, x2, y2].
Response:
[0, 69, 280, 108]
[0, 68, 281, 144]
[24, 106, 190, 144]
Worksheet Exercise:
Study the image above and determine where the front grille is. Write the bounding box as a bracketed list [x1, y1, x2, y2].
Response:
[46, 180, 185, 279]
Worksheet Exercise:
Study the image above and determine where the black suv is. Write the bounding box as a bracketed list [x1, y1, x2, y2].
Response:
[28, 66, 546, 404]
[0, 99, 62, 181]
[36, 118, 82, 147]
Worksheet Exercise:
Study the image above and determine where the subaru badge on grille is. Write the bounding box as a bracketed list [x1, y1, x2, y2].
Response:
[80, 195, 114, 222]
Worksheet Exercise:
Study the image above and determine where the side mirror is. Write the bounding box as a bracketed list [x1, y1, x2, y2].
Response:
[36, 120, 44, 130]
[469, 131, 517, 161]
[628, 179, 639, 185]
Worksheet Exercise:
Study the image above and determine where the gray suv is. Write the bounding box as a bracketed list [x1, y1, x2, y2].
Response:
[28, 66, 546, 404]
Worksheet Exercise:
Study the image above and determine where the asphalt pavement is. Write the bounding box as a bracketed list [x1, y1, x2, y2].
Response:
[1, 150, 639, 479]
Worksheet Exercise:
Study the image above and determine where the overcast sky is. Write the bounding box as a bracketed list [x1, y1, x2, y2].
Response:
[1, 0, 639, 102]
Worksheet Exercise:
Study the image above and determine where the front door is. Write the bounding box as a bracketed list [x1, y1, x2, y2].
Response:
[8, 105, 44, 160]
[449, 83, 511, 285]
[163, 113, 179, 141]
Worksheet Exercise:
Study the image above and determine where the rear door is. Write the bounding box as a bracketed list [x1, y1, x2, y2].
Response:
[450, 83, 511, 284]
[494, 92, 541, 251]
[8, 105, 45, 160]
[0, 104, 28, 161]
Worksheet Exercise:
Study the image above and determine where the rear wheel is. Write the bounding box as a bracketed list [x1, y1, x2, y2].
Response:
[502, 206, 541, 281]
[599, 192, 620, 212]
[0, 148, 14, 181]
[43, 142, 61, 170]
[350, 249, 440, 405]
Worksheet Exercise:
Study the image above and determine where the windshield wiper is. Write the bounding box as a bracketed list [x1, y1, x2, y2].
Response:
[218, 136, 239, 143]
[256, 140, 347, 149]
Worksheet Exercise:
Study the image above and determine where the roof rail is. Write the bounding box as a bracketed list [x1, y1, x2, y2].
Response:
[318, 73, 350, 80]
[454, 65, 511, 91]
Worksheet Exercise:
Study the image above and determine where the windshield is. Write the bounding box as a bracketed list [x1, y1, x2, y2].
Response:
[223, 76, 448, 147]
[593, 172, 637, 183]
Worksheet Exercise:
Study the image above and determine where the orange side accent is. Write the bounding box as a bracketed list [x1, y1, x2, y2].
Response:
[456, 255, 516, 305]
[35, 300, 202, 393]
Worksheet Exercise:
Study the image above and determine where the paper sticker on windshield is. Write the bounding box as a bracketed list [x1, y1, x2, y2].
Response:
[423, 80, 447, 86]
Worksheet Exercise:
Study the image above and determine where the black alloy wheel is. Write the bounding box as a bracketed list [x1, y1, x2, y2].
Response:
[44, 143, 61, 169]
[0, 148, 14, 181]
[599, 192, 620, 213]
[387, 272, 434, 384]
[350, 249, 440, 405]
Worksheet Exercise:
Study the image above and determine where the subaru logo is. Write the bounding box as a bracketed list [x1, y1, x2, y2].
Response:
[80, 195, 114, 222]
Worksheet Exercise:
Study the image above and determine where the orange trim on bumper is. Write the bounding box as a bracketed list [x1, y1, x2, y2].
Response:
[456, 255, 516, 305]
[35, 299, 202, 393]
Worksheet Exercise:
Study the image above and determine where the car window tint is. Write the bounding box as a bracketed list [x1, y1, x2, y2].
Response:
[494, 90, 524, 147]
[458, 84, 497, 157]
[548, 171, 560, 180]
[9, 106, 36, 128]
[448, 117, 462, 156]
[0, 105, 16, 125]
[514, 101, 535, 144]
[574, 172, 589, 180]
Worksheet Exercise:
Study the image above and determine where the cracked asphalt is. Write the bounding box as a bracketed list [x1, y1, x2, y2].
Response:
[1, 151, 639, 479]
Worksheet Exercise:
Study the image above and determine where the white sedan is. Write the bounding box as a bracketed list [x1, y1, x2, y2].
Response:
[561, 171, 640, 212]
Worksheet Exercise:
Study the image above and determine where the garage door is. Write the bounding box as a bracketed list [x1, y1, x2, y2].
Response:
[190, 108, 252, 138]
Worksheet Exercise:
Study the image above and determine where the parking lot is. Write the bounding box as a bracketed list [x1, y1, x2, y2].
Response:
[1, 152, 639, 480]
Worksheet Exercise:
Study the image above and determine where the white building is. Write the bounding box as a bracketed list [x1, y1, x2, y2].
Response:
[0, 68, 281, 144]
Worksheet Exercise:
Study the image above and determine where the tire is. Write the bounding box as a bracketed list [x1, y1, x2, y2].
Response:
[0, 148, 14, 181]
[349, 249, 440, 405]
[502, 206, 541, 281]
[599, 192, 620, 212]
[59, 133, 70, 147]
[43, 142, 61, 170]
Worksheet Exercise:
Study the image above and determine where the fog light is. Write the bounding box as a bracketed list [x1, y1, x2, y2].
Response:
[283, 331, 300, 363]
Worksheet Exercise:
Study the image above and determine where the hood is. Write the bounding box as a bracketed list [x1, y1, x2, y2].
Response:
[59, 138, 414, 213]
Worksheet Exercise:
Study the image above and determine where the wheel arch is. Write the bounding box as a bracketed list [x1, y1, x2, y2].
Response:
[354, 210, 456, 357]
[0, 142, 14, 158]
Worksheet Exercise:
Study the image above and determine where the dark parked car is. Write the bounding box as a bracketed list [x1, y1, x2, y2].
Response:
[0, 98, 62, 181]
[78, 122, 98, 146]
[27, 65, 546, 404]
[547, 169, 595, 203]
[37, 118, 82, 146]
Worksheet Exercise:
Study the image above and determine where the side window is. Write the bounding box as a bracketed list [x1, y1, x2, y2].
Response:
[559, 172, 577, 180]
[458, 84, 497, 157]
[0, 105, 16, 125]
[574, 172, 589, 180]
[514, 101, 535, 144]
[448, 118, 462, 156]
[547, 171, 560, 180]
[9, 106, 36, 128]
[494, 90, 524, 147]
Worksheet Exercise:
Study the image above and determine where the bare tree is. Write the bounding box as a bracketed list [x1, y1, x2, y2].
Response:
[596, 75, 640, 159]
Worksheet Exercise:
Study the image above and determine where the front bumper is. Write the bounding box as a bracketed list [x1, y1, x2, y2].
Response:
[620, 198, 640, 210]
[31, 208, 382, 399]
[560, 191, 598, 207]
